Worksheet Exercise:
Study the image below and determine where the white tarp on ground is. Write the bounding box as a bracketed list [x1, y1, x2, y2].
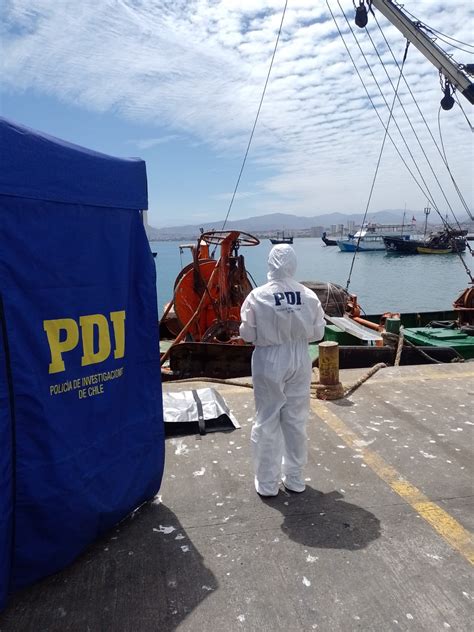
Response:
[163, 388, 240, 433]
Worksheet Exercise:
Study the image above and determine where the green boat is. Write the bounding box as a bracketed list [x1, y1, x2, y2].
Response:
[305, 282, 474, 366]
[402, 327, 474, 360]
[318, 309, 474, 367]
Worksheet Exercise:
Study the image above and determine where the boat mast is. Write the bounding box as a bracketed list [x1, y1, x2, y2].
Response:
[423, 203, 431, 237]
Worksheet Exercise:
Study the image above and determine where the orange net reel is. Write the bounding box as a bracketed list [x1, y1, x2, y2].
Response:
[453, 285, 474, 326]
[167, 230, 259, 347]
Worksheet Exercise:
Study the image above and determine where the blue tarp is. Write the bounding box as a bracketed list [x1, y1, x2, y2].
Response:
[0, 117, 148, 209]
[0, 118, 164, 609]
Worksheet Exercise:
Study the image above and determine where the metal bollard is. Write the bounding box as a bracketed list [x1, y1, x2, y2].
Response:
[385, 317, 401, 335]
[314, 341, 344, 400]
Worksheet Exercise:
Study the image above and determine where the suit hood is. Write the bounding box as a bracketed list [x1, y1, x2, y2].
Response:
[267, 244, 297, 281]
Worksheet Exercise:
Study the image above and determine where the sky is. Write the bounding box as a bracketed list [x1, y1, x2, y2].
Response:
[1, 0, 473, 228]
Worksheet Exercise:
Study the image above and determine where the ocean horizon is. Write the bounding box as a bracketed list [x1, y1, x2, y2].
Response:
[151, 237, 471, 316]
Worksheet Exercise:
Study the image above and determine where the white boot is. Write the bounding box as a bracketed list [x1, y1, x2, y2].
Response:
[255, 477, 279, 497]
[282, 475, 305, 493]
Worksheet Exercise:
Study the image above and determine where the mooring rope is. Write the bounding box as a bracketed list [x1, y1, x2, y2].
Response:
[341, 362, 387, 398]
[382, 330, 465, 364]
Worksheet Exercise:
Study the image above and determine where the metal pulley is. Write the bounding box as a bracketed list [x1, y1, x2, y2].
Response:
[440, 80, 455, 111]
[354, 0, 369, 28]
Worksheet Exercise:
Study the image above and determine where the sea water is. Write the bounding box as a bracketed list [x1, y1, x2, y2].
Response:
[151, 238, 472, 316]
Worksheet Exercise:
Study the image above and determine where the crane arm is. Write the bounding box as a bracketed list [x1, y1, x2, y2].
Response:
[362, 0, 474, 106]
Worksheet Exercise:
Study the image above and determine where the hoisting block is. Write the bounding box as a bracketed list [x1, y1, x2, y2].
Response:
[314, 341, 344, 400]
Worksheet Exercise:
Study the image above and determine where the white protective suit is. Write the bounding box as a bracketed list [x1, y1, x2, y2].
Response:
[239, 245, 326, 496]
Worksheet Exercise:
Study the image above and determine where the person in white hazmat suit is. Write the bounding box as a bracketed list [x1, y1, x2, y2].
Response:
[239, 245, 326, 497]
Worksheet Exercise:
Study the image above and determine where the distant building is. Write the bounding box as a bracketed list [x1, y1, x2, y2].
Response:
[310, 226, 324, 237]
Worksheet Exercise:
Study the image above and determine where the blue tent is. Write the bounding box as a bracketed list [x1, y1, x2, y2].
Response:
[0, 118, 164, 608]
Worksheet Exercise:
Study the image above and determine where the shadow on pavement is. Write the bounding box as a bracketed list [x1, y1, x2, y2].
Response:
[0, 502, 217, 632]
[262, 486, 381, 550]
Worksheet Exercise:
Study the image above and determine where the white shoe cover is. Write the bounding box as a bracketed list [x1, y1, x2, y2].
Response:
[255, 477, 279, 497]
[282, 476, 305, 493]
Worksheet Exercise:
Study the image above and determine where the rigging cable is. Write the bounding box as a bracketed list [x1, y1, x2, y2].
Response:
[330, 1, 473, 285]
[366, 17, 466, 235]
[372, 10, 473, 226]
[326, 2, 441, 224]
[338, 0, 454, 232]
[454, 92, 474, 133]
[437, 106, 471, 220]
[437, 105, 473, 229]
[420, 28, 474, 57]
[344, 39, 410, 292]
[339, 0, 472, 280]
[338, 0, 448, 222]
[218, 0, 288, 237]
[368, 9, 472, 277]
[334, 1, 447, 229]
[437, 105, 474, 269]
[398, 2, 474, 51]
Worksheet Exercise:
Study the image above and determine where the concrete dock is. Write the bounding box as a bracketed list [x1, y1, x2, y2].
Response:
[1, 363, 473, 631]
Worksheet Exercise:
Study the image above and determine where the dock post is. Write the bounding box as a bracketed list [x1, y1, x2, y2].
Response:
[314, 341, 344, 400]
[386, 317, 401, 335]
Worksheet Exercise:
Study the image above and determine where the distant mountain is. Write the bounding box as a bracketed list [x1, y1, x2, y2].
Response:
[146, 209, 462, 240]
[145, 225, 162, 240]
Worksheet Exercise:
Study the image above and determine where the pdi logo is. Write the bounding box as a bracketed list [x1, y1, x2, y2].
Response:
[43, 311, 126, 374]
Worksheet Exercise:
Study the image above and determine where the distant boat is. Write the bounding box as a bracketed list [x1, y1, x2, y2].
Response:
[417, 230, 467, 254]
[337, 223, 418, 252]
[383, 235, 419, 254]
[322, 231, 337, 246]
[384, 229, 467, 254]
[269, 231, 293, 245]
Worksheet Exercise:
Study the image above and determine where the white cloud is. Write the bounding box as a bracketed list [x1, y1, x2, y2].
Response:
[131, 135, 180, 149]
[2, 0, 473, 217]
[212, 190, 256, 201]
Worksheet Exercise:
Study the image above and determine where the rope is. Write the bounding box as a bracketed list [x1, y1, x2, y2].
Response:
[382, 330, 465, 364]
[370, 9, 473, 280]
[367, 18, 469, 231]
[371, 10, 473, 231]
[394, 325, 404, 367]
[326, 282, 349, 316]
[344, 34, 410, 292]
[159, 298, 175, 325]
[334, 1, 473, 285]
[165, 357, 389, 399]
[325, 1, 451, 226]
[160, 261, 222, 365]
[218, 0, 288, 236]
[396, 2, 474, 52]
[340, 0, 468, 236]
[454, 93, 474, 134]
[342, 362, 387, 398]
[164, 376, 254, 389]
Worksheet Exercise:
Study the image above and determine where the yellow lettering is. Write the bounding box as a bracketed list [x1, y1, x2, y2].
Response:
[80, 314, 111, 367]
[110, 310, 126, 359]
[44, 318, 80, 374]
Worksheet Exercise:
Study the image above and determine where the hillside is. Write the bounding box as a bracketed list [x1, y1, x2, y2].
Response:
[145, 209, 471, 240]
[148, 210, 423, 240]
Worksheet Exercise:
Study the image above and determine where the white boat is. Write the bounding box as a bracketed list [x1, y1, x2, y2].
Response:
[337, 223, 418, 252]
